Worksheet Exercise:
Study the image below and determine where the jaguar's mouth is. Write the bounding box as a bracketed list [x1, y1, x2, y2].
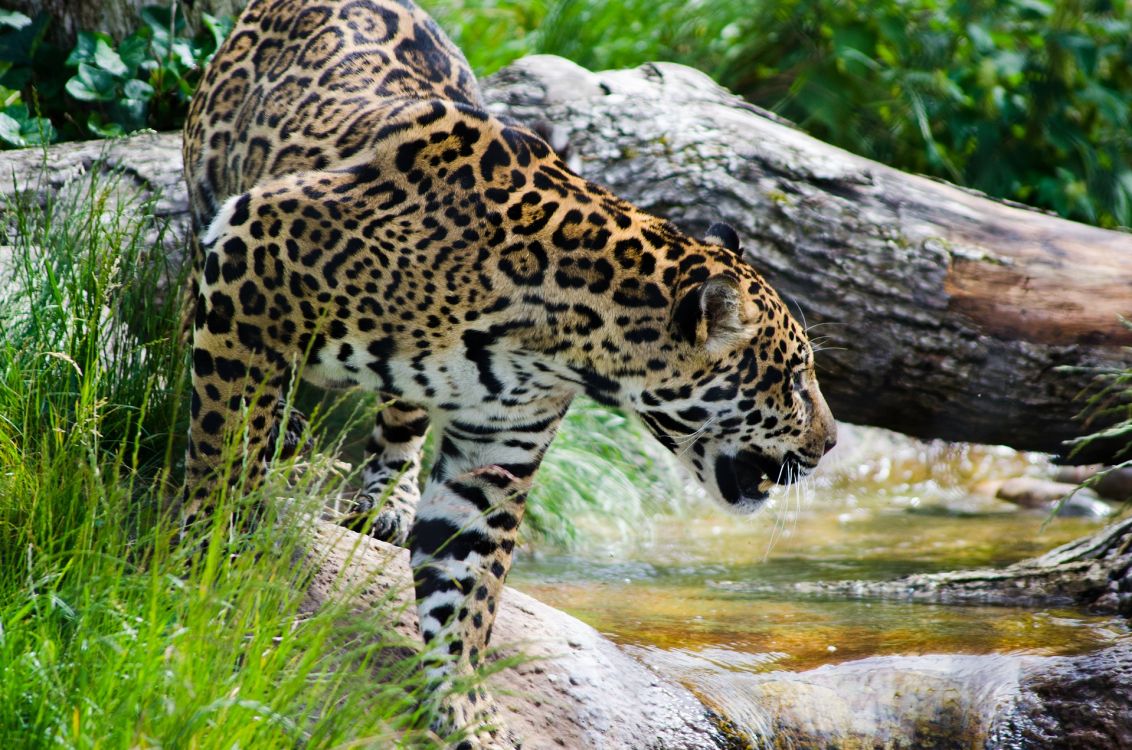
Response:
[714, 450, 783, 509]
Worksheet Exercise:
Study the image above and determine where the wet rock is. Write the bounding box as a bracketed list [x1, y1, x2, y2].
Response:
[996, 477, 1112, 518]
[1054, 494, 1116, 518]
[710, 653, 1031, 749]
[787, 517, 1132, 615]
[302, 522, 726, 750]
[671, 646, 1132, 749]
[1056, 465, 1132, 503]
[992, 642, 1132, 749]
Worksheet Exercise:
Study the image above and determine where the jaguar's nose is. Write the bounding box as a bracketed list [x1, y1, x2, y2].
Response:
[824, 418, 842, 454]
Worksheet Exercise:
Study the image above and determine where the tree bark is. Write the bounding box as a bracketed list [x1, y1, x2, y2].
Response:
[1, 55, 1129, 462]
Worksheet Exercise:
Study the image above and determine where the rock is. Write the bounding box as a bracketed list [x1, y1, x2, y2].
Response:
[787, 516, 1132, 613]
[994, 642, 1132, 748]
[1055, 495, 1116, 519]
[996, 477, 1112, 517]
[302, 522, 727, 750]
[651, 645, 1132, 749]
[1056, 465, 1132, 503]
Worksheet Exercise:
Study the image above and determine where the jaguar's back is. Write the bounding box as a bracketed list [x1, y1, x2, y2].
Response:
[183, 0, 482, 229]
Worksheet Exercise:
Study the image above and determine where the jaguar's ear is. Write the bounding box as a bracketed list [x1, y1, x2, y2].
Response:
[673, 274, 746, 353]
[704, 222, 741, 254]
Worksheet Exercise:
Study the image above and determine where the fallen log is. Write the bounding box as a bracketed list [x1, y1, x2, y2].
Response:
[1, 56, 1129, 461]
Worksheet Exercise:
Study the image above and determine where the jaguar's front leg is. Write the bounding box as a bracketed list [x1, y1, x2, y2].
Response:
[342, 400, 430, 545]
[410, 400, 570, 749]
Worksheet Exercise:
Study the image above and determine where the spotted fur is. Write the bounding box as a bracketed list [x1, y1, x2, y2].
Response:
[182, 1, 836, 746]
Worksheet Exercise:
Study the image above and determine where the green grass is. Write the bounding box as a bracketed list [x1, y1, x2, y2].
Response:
[0, 167, 458, 748]
[423, 0, 732, 77]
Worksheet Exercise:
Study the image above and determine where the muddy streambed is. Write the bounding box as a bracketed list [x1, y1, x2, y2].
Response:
[509, 427, 1132, 747]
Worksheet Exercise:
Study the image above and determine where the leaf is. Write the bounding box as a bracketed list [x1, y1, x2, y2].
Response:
[93, 38, 129, 78]
[123, 78, 155, 102]
[4, 104, 57, 145]
[140, 5, 183, 44]
[110, 97, 148, 131]
[0, 110, 25, 146]
[0, 85, 18, 110]
[201, 13, 234, 54]
[0, 11, 49, 65]
[966, 23, 994, 54]
[65, 63, 118, 102]
[1012, 0, 1053, 19]
[20, 115, 56, 145]
[85, 112, 124, 138]
[169, 39, 199, 70]
[117, 34, 150, 75]
[0, 10, 31, 30]
[67, 30, 112, 67]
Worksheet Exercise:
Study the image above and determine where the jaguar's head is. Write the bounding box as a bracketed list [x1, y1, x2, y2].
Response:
[635, 223, 836, 512]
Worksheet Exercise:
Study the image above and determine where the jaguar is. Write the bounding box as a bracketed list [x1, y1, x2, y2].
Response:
[182, 0, 837, 746]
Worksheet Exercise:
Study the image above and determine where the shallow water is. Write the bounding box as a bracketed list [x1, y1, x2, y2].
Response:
[511, 513, 1126, 673]
[509, 427, 1131, 743]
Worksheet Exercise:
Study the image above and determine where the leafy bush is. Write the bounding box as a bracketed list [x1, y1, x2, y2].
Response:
[0, 5, 228, 144]
[712, 0, 1132, 228]
[64, 7, 232, 137]
[526, 396, 689, 548]
[0, 10, 56, 146]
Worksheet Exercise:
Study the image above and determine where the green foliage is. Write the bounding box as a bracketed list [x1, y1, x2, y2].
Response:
[0, 11, 56, 146]
[424, 0, 733, 77]
[63, 7, 231, 137]
[0, 170, 446, 748]
[526, 397, 689, 548]
[713, 0, 1132, 228]
[0, 6, 229, 144]
[427, 0, 1132, 228]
